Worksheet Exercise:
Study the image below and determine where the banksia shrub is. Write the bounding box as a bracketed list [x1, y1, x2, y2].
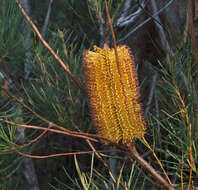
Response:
[83, 45, 146, 144]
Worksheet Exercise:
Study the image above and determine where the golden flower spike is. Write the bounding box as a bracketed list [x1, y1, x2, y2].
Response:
[83, 44, 146, 144]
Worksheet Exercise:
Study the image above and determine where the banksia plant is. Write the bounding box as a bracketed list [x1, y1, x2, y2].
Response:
[83, 45, 174, 190]
[83, 45, 146, 144]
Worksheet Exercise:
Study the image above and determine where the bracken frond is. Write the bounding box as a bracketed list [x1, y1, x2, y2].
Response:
[83, 45, 146, 144]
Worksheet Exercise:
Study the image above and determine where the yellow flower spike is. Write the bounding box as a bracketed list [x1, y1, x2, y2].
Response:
[83, 45, 146, 144]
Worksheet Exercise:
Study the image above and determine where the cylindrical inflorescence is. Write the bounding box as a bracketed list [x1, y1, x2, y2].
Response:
[83, 45, 146, 144]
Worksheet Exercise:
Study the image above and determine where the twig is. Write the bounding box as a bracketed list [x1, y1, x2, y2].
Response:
[104, 0, 120, 74]
[5, 158, 25, 178]
[0, 87, 104, 143]
[127, 143, 174, 190]
[91, 1, 106, 46]
[117, 0, 132, 20]
[184, 0, 198, 76]
[15, 0, 84, 90]
[142, 137, 173, 186]
[19, 0, 32, 79]
[104, 0, 129, 121]
[176, 88, 194, 190]
[130, 159, 163, 189]
[3, 121, 119, 164]
[150, 0, 174, 57]
[103, 3, 165, 189]
[75, 125, 124, 188]
[86, 139, 110, 169]
[184, 0, 194, 44]
[41, 0, 53, 38]
[4, 123, 52, 152]
[32, 0, 53, 62]
[118, 0, 174, 42]
[74, 125, 110, 169]
[1, 87, 128, 151]
[188, 145, 194, 190]
[103, 2, 123, 186]
[15, 149, 102, 159]
[103, 3, 169, 189]
[97, 13, 106, 47]
[116, 0, 147, 27]
[31, 0, 53, 81]
[2, 119, 99, 143]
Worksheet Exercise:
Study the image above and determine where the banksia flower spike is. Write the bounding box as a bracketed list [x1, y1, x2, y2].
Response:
[83, 45, 146, 144]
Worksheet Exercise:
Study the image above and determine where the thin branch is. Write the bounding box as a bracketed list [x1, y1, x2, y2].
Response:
[150, 0, 174, 57]
[15, 0, 84, 90]
[184, 0, 198, 76]
[103, 3, 125, 183]
[184, 0, 194, 44]
[0, 87, 99, 140]
[41, 0, 53, 38]
[19, 0, 32, 79]
[5, 158, 25, 178]
[31, 0, 53, 81]
[97, 15, 105, 46]
[188, 145, 193, 190]
[32, 0, 53, 63]
[104, 0, 120, 74]
[1, 86, 128, 152]
[74, 125, 110, 170]
[15, 149, 102, 159]
[86, 139, 110, 169]
[2, 120, 99, 143]
[118, 0, 132, 19]
[104, 0, 128, 114]
[4, 123, 52, 152]
[127, 143, 174, 190]
[102, 3, 172, 189]
[143, 137, 172, 186]
[116, 0, 147, 27]
[1, 87, 65, 132]
[103, 3, 171, 189]
[176, 87, 194, 190]
[91, 1, 106, 46]
[119, 0, 174, 42]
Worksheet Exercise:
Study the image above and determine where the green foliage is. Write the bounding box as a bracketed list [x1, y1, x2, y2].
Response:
[146, 42, 198, 186]
[0, 0, 26, 80]
[0, 0, 197, 189]
[50, 154, 145, 190]
[23, 29, 87, 128]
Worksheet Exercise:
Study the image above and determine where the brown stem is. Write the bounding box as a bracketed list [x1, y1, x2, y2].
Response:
[15, 0, 84, 91]
[104, 0, 120, 75]
[0, 87, 101, 143]
[128, 144, 174, 190]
